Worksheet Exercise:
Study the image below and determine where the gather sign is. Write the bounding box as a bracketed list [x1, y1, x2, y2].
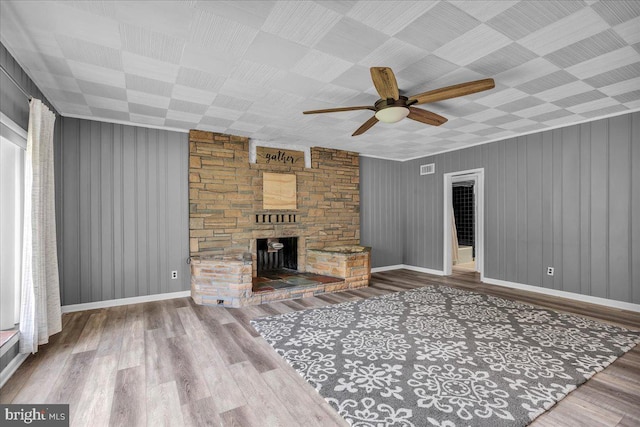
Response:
[256, 146, 304, 166]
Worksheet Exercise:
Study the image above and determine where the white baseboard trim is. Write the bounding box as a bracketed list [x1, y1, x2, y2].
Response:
[0, 352, 28, 389]
[371, 264, 446, 276]
[61, 290, 191, 313]
[483, 277, 640, 313]
[371, 265, 405, 273]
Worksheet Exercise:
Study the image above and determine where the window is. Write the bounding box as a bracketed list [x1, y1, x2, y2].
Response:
[0, 112, 26, 330]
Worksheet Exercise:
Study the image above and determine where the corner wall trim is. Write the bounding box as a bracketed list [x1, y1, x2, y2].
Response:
[61, 290, 191, 313]
[483, 277, 640, 313]
[371, 264, 446, 276]
[0, 353, 28, 389]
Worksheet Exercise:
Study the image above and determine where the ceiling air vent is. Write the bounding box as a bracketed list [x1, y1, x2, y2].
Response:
[420, 163, 435, 175]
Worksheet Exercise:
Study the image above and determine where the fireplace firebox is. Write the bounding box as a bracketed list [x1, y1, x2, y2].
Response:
[256, 237, 297, 273]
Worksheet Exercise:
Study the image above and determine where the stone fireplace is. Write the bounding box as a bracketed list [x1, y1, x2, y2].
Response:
[188, 130, 370, 307]
[256, 237, 298, 273]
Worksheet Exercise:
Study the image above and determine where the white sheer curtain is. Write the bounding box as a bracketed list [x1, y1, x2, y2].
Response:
[19, 98, 61, 354]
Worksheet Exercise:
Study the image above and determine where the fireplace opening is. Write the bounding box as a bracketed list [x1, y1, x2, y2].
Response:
[256, 237, 297, 274]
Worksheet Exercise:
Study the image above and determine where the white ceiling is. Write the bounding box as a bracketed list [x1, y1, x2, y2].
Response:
[1, 1, 639, 160]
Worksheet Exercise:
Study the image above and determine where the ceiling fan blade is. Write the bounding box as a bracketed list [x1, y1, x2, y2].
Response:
[407, 107, 448, 126]
[409, 78, 495, 105]
[352, 116, 379, 136]
[303, 106, 375, 114]
[370, 67, 400, 100]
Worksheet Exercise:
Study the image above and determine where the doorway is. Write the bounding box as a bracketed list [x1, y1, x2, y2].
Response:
[443, 169, 484, 279]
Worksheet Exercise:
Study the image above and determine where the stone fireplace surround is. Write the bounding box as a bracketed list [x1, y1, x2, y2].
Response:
[188, 130, 370, 307]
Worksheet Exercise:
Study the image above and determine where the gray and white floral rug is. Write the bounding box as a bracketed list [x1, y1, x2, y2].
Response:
[251, 285, 640, 427]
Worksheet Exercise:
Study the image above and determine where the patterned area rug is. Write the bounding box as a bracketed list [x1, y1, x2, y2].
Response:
[251, 285, 640, 427]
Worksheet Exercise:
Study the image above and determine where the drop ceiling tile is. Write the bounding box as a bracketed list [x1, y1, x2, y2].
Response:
[211, 94, 253, 112]
[53, 100, 92, 116]
[219, 78, 269, 101]
[567, 97, 619, 115]
[13, 50, 74, 77]
[77, 80, 127, 100]
[394, 2, 479, 52]
[261, 1, 341, 47]
[466, 43, 537, 76]
[346, 1, 437, 35]
[542, 114, 585, 126]
[358, 38, 427, 70]
[168, 98, 208, 115]
[613, 90, 640, 103]
[232, 61, 280, 86]
[194, 0, 276, 28]
[112, 1, 195, 39]
[119, 23, 185, 64]
[125, 74, 173, 97]
[516, 70, 578, 95]
[434, 24, 512, 66]
[450, 1, 517, 22]
[614, 15, 640, 45]
[499, 118, 538, 130]
[268, 71, 326, 97]
[484, 113, 521, 126]
[544, 29, 627, 69]
[228, 121, 263, 132]
[85, 94, 128, 111]
[486, 1, 583, 40]
[395, 55, 458, 85]
[188, 9, 258, 55]
[30, 71, 81, 93]
[493, 57, 560, 87]
[315, 17, 389, 62]
[456, 122, 493, 133]
[129, 102, 167, 118]
[89, 107, 130, 122]
[56, 34, 123, 70]
[474, 87, 528, 108]
[518, 7, 609, 56]
[312, 83, 360, 105]
[203, 105, 243, 122]
[496, 96, 545, 113]
[174, 67, 222, 92]
[67, 60, 126, 87]
[566, 46, 638, 79]
[513, 103, 562, 119]
[166, 109, 202, 123]
[331, 64, 379, 91]
[554, 90, 608, 108]
[199, 115, 234, 128]
[244, 31, 308, 69]
[528, 109, 575, 123]
[291, 50, 353, 82]
[126, 90, 171, 109]
[121, 51, 179, 82]
[598, 76, 640, 96]
[129, 113, 166, 127]
[179, 44, 240, 77]
[592, 0, 640, 26]
[164, 118, 199, 129]
[583, 62, 640, 87]
[464, 108, 507, 123]
[170, 85, 216, 105]
[534, 80, 594, 103]
[579, 104, 629, 118]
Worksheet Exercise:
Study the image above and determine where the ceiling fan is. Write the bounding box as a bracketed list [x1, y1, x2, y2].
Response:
[303, 67, 495, 136]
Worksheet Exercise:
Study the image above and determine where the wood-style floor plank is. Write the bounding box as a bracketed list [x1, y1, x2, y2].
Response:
[1, 269, 638, 427]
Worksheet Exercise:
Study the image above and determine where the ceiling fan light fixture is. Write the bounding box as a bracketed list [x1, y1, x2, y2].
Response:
[375, 106, 410, 123]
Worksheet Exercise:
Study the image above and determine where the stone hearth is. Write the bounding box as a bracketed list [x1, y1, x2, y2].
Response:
[187, 130, 370, 307]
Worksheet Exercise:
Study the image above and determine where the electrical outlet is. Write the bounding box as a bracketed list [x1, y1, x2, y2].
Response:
[546, 267, 554, 276]
[171, 270, 178, 280]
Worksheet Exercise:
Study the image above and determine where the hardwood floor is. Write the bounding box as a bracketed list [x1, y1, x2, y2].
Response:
[1, 269, 639, 426]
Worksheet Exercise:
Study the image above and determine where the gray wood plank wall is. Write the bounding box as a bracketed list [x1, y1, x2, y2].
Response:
[361, 111, 640, 304]
[58, 118, 190, 305]
[360, 157, 404, 267]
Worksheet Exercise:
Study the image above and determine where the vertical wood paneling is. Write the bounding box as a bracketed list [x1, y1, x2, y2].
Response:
[590, 120, 608, 299]
[359, 157, 403, 268]
[632, 115, 640, 304]
[361, 112, 639, 304]
[59, 118, 189, 305]
[561, 126, 580, 294]
[608, 115, 631, 303]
